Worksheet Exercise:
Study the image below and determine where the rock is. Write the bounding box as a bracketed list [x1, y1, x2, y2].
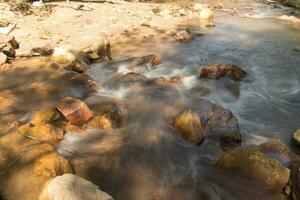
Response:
[174, 109, 204, 144]
[39, 174, 113, 200]
[56, 121, 85, 136]
[196, 99, 242, 149]
[52, 45, 88, 73]
[0, 34, 19, 49]
[1, 43, 16, 58]
[293, 129, 300, 146]
[258, 138, 295, 166]
[0, 52, 7, 65]
[18, 123, 64, 144]
[277, 15, 300, 24]
[33, 152, 73, 179]
[216, 147, 290, 191]
[83, 114, 114, 130]
[199, 8, 213, 20]
[193, 3, 208, 11]
[56, 97, 93, 126]
[0, 24, 16, 35]
[290, 159, 300, 200]
[199, 64, 247, 81]
[174, 30, 192, 42]
[31, 107, 63, 124]
[84, 37, 112, 61]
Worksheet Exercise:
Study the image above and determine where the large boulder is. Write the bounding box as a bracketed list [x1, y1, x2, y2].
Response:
[292, 129, 300, 146]
[216, 147, 290, 191]
[56, 97, 93, 126]
[39, 174, 113, 200]
[33, 152, 73, 179]
[18, 123, 64, 144]
[199, 64, 247, 81]
[173, 109, 204, 144]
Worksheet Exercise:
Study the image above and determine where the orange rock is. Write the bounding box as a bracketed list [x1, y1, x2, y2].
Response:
[199, 64, 247, 81]
[57, 97, 93, 126]
[18, 123, 64, 144]
[84, 114, 114, 130]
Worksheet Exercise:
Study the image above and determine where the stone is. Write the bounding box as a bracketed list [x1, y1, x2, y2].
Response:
[196, 100, 242, 149]
[84, 114, 114, 130]
[0, 52, 7, 65]
[31, 107, 63, 124]
[199, 8, 213, 20]
[38, 174, 113, 200]
[290, 159, 300, 200]
[258, 138, 295, 166]
[199, 64, 247, 81]
[52, 45, 88, 73]
[174, 109, 204, 144]
[84, 37, 112, 61]
[56, 121, 85, 136]
[56, 97, 93, 126]
[119, 55, 161, 74]
[174, 30, 192, 42]
[293, 129, 300, 146]
[1, 43, 16, 58]
[217, 147, 290, 191]
[33, 152, 73, 179]
[18, 123, 64, 144]
[0, 34, 19, 49]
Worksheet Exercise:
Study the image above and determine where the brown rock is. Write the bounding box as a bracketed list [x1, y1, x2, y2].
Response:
[174, 30, 192, 42]
[84, 114, 114, 130]
[292, 129, 300, 146]
[56, 121, 86, 136]
[1, 43, 16, 58]
[18, 123, 64, 144]
[216, 147, 290, 191]
[57, 97, 93, 126]
[199, 64, 247, 81]
[174, 109, 204, 144]
[33, 152, 73, 178]
[0, 34, 19, 49]
[84, 37, 112, 61]
[31, 107, 63, 124]
[258, 138, 295, 166]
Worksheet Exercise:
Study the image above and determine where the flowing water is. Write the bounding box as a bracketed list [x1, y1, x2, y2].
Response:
[55, 3, 300, 200]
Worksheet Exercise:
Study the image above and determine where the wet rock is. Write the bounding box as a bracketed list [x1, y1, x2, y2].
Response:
[199, 8, 213, 20]
[31, 107, 63, 124]
[199, 64, 247, 81]
[52, 45, 88, 73]
[216, 147, 290, 191]
[83, 114, 114, 130]
[33, 152, 73, 179]
[56, 97, 93, 126]
[258, 138, 295, 166]
[293, 129, 300, 146]
[18, 123, 64, 144]
[0, 52, 7, 65]
[196, 100, 242, 149]
[39, 174, 113, 200]
[56, 121, 85, 136]
[174, 30, 192, 42]
[174, 109, 204, 144]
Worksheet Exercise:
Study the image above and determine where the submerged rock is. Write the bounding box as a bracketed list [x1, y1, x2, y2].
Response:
[174, 109, 204, 144]
[33, 152, 73, 179]
[39, 174, 113, 200]
[57, 97, 94, 126]
[216, 147, 290, 191]
[258, 138, 295, 166]
[199, 64, 247, 81]
[292, 129, 300, 146]
[18, 123, 64, 144]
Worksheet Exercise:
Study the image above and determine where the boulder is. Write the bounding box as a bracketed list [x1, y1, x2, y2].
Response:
[198, 100, 242, 148]
[199, 8, 213, 20]
[56, 97, 93, 126]
[51, 45, 88, 73]
[38, 174, 113, 200]
[0, 34, 19, 49]
[31, 107, 63, 124]
[292, 129, 300, 146]
[1, 43, 15, 58]
[258, 138, 295, 166]
[33, 152, 73, 179]
[199, 64, 247, 81]
[174, 109, 204, 144]
[18, 123, 64, 144]
[83, 114, 114, 130]
[84, 37, 112, 61]
[216, 147, 290, 191]
[0, 52, 7, 65]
